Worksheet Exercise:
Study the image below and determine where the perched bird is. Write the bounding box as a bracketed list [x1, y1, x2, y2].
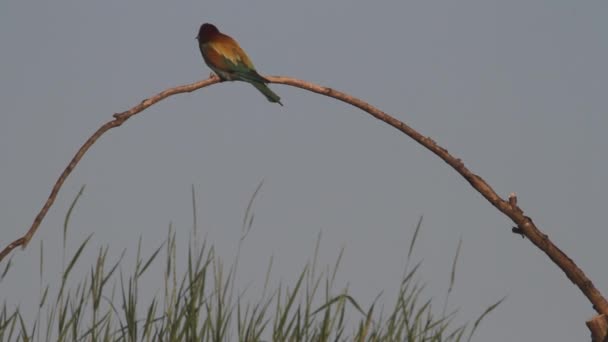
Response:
[196, 23, 282, 106]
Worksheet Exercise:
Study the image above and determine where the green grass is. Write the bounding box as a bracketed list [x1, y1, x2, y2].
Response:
[0, 186, 502, 341]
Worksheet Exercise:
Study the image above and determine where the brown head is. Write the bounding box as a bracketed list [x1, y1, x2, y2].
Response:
[196, 23, 220, 43]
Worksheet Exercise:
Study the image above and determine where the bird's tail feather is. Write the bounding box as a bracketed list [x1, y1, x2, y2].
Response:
[251, 82, 282, 106]
[239, 70, 270, 84]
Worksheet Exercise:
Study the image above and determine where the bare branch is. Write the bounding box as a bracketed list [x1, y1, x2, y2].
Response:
[0, 76, 219, 261]
[267, 76, 608, 317]
[2, 75, 607, 323]
[587, 314, 608, 342]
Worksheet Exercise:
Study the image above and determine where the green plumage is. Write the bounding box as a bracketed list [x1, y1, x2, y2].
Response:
[197, 23, 282, 106]
[218, 57, 282, 105]
[251, 81, 282, 104]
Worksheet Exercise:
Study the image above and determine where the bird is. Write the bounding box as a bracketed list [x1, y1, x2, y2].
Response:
[196, 23, 282, 106]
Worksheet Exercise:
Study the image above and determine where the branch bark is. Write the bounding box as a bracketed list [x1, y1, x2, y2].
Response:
[0, 76, 218, 261]
[2, 76, 607, 328]
[587, 314, 608, 342]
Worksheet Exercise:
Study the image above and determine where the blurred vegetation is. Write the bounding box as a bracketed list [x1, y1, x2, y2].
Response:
[0, 185, 502, 341]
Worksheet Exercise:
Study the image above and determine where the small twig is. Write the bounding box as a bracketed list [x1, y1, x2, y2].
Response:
[2, 75, 607, 322]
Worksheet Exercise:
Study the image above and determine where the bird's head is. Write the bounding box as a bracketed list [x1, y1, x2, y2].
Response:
[196, 23, 220, 43]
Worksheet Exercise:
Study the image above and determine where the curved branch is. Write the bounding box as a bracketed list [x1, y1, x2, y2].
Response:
[0, 76, 218, 261]
[2, 75, 607, 319]
[267, 76, 608, 317]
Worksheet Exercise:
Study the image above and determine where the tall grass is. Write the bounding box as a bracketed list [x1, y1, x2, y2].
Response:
[0, 186, 502, 341]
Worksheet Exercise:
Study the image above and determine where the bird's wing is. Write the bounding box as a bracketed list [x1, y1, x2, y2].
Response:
[208, 35, 256, 71]
[202, 34, 269, 83]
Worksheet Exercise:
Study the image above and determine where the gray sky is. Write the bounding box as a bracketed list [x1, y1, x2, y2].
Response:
[1, 1, 607, 340]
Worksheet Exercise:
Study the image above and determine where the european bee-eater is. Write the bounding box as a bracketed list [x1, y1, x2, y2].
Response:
[197, 23, 282, 106]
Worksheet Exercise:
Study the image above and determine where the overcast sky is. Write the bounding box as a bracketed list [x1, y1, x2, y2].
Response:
[1, 1, 607, 340]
